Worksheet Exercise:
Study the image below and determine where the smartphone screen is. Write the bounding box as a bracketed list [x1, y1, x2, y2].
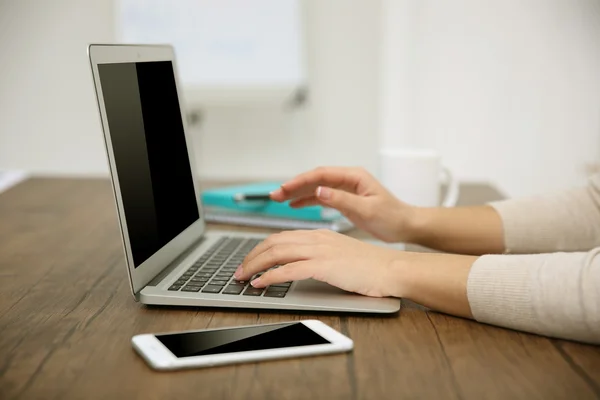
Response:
[155, 322, 331, 358]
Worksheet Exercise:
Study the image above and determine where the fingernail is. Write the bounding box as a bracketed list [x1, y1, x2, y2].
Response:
[234, 265, 243, 279]
[251, 278, 262, 288]
[317, 186, 331, 200]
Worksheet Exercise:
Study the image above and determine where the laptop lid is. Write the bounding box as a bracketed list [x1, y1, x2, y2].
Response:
[88, 44, 206, 295]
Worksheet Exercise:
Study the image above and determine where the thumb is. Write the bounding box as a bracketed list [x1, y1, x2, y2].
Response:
[316, 186, 365, 216]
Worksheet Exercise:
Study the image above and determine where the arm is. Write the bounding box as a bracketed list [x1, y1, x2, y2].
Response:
[486, 174, 600, 253]
[406, 173, 600, 255]
[271, 167, 600, 255]
[239, 233, 600, 344]
[406, 205, 505, 255]
[391, 250, 600, 344]
[269, 166, 506, 255]
[466, 249, 600, 344]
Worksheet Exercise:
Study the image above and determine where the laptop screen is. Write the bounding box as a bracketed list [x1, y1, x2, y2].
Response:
[98, 61, 200, 268]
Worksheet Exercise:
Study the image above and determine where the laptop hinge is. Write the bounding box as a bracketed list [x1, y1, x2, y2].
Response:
[146, 236, 206, 287]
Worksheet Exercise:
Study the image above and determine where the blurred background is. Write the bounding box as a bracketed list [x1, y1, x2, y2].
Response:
[1, 0, 599, 198]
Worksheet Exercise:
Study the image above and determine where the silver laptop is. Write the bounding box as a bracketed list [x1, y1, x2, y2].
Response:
[88, 44, 400, 313]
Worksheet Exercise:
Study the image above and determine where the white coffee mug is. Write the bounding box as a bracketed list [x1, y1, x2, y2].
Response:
[379, 148, 459, 207]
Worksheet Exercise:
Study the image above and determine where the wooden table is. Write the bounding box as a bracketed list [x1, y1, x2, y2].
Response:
[1, 178, 599, 400]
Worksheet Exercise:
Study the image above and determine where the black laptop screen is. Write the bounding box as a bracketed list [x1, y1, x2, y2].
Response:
[98, 61, 200, 268]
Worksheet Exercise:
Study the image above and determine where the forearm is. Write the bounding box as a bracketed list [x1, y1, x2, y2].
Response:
[405, 206, 505, 255]
[389, 249, 600, 344]
[468, 250, 600, 344]
[389, 252, 478, 319]
[489, 183, 600, 253]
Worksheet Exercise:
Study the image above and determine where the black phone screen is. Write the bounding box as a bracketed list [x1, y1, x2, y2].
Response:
[156, 322, 330, 358]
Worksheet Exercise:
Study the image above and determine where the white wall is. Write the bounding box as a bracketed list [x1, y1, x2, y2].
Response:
[0, 0, 114, 175]
[381, 0, 600, 197]
[1, 0, 600, 198]
[0, 0, 381, 181]
[191, 0, 381, 180]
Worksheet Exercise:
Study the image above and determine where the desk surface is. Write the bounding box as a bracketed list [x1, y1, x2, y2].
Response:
[1, 178, 599, 400]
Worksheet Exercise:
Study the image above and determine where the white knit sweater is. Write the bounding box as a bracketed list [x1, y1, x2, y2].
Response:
[467, 174, 600, 344]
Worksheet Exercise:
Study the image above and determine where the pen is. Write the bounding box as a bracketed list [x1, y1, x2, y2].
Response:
[233, 193, 272, 202]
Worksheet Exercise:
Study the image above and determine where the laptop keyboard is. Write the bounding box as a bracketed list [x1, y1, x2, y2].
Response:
[167, 237, 291, 298]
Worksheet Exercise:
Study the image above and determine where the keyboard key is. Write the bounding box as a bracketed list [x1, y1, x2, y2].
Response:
[182, 238, 263, 293]
[264, 290, 287, 298]
[202, 285, 223, 293]
[270, 283, 291, 288]
[265, 286, 288, 292]
[182, 285, 201, 292]
[243, 287, 264, 296]
[222, 269, 238, 274]
[222, 285, 244, 295]
[168, 285, 182, 291]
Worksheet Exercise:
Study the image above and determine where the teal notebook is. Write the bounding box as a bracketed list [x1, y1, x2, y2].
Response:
[201, 182, 353, 232]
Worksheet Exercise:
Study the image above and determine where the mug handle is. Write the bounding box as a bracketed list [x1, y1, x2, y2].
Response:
[441, 166, 460, 207]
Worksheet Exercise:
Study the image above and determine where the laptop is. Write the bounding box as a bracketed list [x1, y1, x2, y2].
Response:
[88, 44, 400, 313]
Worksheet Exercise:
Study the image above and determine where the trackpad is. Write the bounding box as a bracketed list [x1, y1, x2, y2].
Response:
[293, 279, 351, 296]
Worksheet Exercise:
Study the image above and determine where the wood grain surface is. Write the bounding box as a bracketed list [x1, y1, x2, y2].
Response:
[0, 178, 598, 400]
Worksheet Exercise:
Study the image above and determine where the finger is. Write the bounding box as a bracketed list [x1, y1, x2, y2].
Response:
[236, 244, 315, 281]
[250, 260, 319, 288]
[242, 231, 315, 267]
[316, 186, 365, 217]
[289, 196, 320, 208]
[270, 167, 362, 201]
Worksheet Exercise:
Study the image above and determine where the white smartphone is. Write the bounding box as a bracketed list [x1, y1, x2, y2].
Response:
[131, 319, 353, 371]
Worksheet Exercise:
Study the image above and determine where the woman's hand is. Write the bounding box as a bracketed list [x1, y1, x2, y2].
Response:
[235, 229, 477, 317]
[234, 229, 404, 297]
[269, 166, 415, 243]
